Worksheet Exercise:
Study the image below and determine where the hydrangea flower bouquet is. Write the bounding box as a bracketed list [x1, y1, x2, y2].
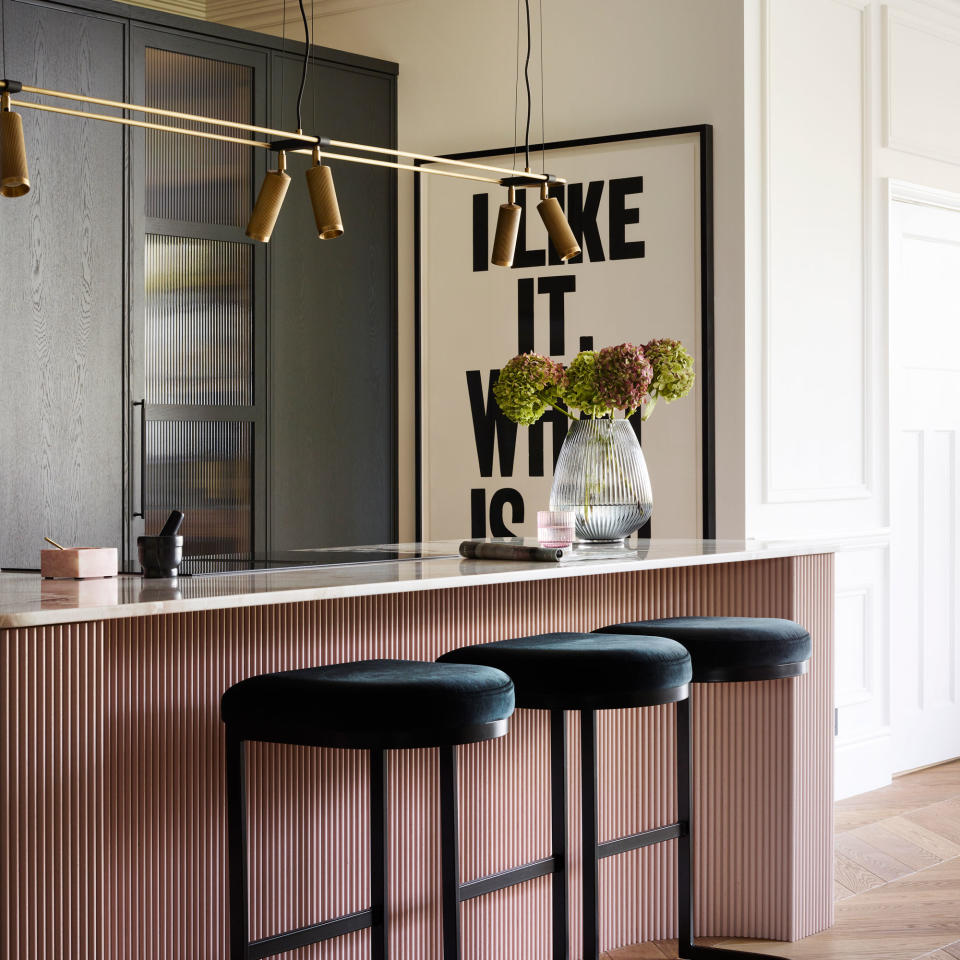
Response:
[492, 341, 695, 541]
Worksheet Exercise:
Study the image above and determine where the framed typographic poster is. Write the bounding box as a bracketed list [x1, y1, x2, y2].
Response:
[415, 126, 715, 541]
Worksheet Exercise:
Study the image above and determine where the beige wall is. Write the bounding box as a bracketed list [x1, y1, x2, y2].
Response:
[282, 0, 748, 539]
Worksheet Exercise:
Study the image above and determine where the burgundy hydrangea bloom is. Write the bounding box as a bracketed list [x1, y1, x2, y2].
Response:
[595, 342, 653, 412]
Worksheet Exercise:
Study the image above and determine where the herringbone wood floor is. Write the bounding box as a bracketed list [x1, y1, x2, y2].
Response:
[603, 760, 960, 960]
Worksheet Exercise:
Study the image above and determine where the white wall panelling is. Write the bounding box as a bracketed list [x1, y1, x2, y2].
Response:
[746, 0, 891, 798]
[761, 0, 872, 506]
[836, 590, 871, 708]
[884, 5, 960, 166]
[834, 545, 892, 798]
[889, 187, 960, 773]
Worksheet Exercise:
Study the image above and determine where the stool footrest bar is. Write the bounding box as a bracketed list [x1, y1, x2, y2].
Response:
[597, 821, 687, 860]
[248, 909, 375, 959]
[458, 855, 559, 902]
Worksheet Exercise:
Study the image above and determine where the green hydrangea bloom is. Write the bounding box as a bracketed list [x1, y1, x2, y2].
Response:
[562, 351, 613, 418]
[641, 338, 695, 420]
[492, 352, 567, 425]
[645, 338, 695, 402]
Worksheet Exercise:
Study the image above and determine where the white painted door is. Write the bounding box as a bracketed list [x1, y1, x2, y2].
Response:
[890, 189, 960, 772]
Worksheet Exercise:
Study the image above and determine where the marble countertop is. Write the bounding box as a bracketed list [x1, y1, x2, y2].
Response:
[0, 536, 887, 629]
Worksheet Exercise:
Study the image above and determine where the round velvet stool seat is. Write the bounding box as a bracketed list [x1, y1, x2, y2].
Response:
[220, 659, 515, 960]
[594, 616, 813, 960]
[438, 632, 692, 960]
[595, 616, 811, 683]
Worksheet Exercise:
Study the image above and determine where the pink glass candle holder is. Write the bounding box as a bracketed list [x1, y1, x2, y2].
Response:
[538, 509, 575, 548]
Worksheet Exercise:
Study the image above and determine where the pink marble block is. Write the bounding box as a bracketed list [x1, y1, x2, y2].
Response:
[0, 554, 834, 960]
[40, 547, 118, 580]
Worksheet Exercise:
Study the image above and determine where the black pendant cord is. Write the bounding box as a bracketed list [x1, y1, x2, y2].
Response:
[1, 0, 7, 82]
[539, 0, 545, 173]
[523, 0, 532, 170]
[512, 0, 519, 171]
[312, 0, 318, 133]
[280, 0, 286, 125]
[296, 0, 310, 131]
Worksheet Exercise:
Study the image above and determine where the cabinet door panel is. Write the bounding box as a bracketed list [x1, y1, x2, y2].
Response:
[130, 27, 268, 568]
[0, 0, 124, 567]
[268, 57, 397, 549]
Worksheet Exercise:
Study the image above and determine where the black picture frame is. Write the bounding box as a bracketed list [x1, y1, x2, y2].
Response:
[414, 124, 716, 541]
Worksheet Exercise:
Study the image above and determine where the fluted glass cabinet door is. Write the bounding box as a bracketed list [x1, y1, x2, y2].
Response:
[129, 29, 268, 568]
[144, 47, 253, 228]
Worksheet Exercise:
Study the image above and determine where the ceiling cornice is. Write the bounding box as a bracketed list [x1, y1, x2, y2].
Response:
[206, 0, 411, 34]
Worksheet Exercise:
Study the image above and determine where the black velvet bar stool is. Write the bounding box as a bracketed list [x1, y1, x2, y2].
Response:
[438, 632, 693, 960]
[594, 616, 812, 960]
[220, 659, 515, 960]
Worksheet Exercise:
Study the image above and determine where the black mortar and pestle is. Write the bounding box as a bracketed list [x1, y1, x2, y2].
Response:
[137, 511, 185, 578]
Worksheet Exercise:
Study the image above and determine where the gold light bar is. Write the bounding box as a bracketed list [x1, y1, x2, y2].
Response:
[16, 82, 316, 143]
[1, 80, 560, 184]
[317, 147, 502, 184]
[13, 99, 273, 149]
[9, 98, 504, 184]
[325, 138, 552, 180]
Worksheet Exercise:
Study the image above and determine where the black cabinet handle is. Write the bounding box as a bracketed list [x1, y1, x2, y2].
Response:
[133, 399, 146, 520]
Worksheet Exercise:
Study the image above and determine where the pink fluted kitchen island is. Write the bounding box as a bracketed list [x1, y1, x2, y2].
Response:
[0, 539, 844, 960]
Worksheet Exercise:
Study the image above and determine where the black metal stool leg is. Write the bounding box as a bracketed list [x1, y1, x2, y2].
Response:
[226, 728, 250, 960]
[439, 744, 462, 960]
[676, 696, 786, 960]
[581, 709, 599, 960]
[677, 697, 694, 959]
[550, 710, 569, 960]
[370, 748, 389, 960]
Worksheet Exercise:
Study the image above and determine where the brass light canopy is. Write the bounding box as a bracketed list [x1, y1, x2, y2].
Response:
[0, 91, 30, 199]
[491, 186, 521, 267]
[246, 150, 291, 243]
[305, 146, 343, 239]
[537, 182, 581, 262]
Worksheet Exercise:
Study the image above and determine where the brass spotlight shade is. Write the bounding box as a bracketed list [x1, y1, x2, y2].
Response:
[0, 94, 30, 198]
[491, 186, 521, 267]
[537, 184, 580, 262]
[246, 151, 291, 243]
[305, 148, 343, 239]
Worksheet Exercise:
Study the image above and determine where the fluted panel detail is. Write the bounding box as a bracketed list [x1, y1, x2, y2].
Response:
[0, 622, 104, 960]
[144, 48, 253, 227]
[0, 556, 834, 959]
[145, 235, 253, 406]
[790, 553, 836, 939]
[145, 419, 252, 558]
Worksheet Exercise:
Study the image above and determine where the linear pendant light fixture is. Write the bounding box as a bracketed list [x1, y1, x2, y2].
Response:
[0, 1, 578, 254]
[491, 0, 580, 267]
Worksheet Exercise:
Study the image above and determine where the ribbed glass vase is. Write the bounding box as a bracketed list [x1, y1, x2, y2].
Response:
[549, 418, 653, 542]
